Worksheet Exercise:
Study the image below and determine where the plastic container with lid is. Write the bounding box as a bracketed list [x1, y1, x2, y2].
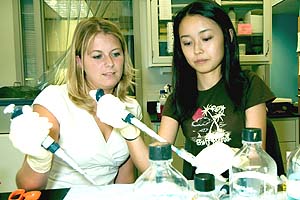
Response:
[157, 89, 168, 120]
[192, 173, 218, 200]
[286, 145, 300, 200]
[134, 142, 192, 199]
[229, 128, 278, 199]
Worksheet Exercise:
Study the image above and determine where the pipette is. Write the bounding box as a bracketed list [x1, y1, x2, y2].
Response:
[94, 89, 197, 166]
[4, 104, 97, 185]
[94, 89, 231, 183]
[124, 112, 197, 165]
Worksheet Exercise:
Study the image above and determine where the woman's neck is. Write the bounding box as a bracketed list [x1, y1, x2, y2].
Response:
[197, 71, 222, 91]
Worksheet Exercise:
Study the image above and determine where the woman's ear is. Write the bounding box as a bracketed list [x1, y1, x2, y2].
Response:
[76, 56, 83, 68]
[229, 28, 234, 43]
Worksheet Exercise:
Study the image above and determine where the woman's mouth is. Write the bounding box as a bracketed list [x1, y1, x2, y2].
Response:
[194, 59, 208, 64]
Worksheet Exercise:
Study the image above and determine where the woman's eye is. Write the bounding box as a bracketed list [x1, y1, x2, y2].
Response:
[202, 36, 212, 42]
[112, 51, 121, 57]
[182, 41, 192, 46]
[92, 54, 103, 59]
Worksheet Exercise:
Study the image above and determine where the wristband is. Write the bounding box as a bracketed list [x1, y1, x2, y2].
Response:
[26, 152, 52, 173]
[119, 125, 140, 141]
[124, 135, 140, 141]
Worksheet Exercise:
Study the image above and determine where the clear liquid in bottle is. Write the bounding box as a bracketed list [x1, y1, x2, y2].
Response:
[134, 142, 192, 199]
[287, 145, 300, 200]
[229, 128, 277, 200]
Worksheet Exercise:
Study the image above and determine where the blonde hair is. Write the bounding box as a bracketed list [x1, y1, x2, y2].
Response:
[54, 17, 136, 115]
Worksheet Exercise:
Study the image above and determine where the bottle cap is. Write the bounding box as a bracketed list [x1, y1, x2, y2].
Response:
[242, 128, 262, 142]
[149, 142, 172, 160]
[160, 89, 167, 94]
[194, 173, 215, 192]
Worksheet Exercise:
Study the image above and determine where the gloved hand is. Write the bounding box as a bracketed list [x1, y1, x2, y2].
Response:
[9, 105, 53, 173]
[89, 90, 140, 140]
[194, 142, 235, 180]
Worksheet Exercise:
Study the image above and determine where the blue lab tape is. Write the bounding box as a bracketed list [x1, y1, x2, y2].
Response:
[46, 142, 60, 153]
[96, 89, 104, 101]
[11, 107, 23, 119]
[123, 112, 135, 124]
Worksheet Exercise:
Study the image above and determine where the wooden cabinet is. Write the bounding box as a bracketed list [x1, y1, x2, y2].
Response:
[147, 0, 272, 66]
[271, 117, 300, 173]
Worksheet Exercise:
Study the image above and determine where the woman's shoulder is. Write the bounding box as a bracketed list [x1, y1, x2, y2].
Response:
[242, 70, 261, 81]
[39, 84, 67, 95]
[124, 96, 140, 105]
[34, 84, 67, 102]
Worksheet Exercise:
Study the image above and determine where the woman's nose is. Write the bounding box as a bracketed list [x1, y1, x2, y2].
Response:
[194, 41, 204, 54]
[105, 56, 114, 67]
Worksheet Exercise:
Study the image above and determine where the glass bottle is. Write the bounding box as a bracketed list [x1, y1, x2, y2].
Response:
[286, 145, 300, 200]
[192, 173, 218, 200]
[229, 128, 277, 200]
[134, 142, 192, 200]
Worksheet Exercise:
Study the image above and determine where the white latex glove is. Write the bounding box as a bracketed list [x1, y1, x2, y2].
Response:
[90, 90, 140, 140]
[9, 105, 53, 173]
[195, 142, 235, 178]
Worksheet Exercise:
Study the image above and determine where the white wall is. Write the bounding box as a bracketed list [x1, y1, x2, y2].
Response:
[0, 0, 18, 87]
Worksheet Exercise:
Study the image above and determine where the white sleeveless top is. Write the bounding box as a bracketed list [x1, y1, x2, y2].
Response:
[33, 84, 142, 189]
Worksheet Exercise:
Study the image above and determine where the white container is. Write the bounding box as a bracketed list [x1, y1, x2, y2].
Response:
[239, 44, 246, 55]
[244, 9, 263, 34]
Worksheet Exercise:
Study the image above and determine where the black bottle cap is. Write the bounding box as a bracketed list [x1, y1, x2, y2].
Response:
[242, 128, 262, 142]
[194, 173, 215, 192]
[149, 142, 172, 160]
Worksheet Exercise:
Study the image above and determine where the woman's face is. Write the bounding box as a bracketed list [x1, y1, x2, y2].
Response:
[179, 15, 224, 76]
[81, 32, 124, 94]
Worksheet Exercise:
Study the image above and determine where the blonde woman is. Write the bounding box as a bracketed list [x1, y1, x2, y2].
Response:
[9, 17, 142, 190]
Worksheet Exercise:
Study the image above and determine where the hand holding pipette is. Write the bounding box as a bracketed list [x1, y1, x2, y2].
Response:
[91, 90, 235, 182]
[4, 104, 97, 185]
[90, 90, 142, 140]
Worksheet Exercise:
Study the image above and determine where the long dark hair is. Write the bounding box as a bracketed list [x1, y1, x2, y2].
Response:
[172, 0, 246, 118]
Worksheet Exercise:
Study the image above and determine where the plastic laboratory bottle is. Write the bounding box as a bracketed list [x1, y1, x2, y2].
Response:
[229, 128, 277, 200]
[157, 89, 168, 120]
[286, 145, 300, 200]
[228, 7, 236, 31]
[192, 173, 218, 200]
[134, 142, 192, 200]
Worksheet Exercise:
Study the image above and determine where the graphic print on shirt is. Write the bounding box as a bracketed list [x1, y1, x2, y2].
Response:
[191, 104, 231, 146]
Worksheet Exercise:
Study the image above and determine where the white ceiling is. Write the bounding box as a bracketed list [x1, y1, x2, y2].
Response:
[272, 0, 299, 15]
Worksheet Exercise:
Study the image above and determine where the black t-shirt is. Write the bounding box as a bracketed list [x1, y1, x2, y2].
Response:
[162, 71, 276, 179]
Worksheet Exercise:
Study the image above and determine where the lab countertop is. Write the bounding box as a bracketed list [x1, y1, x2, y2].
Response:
[0, 98, 34, 106]
[0, 184, 288, 200]
[0, 188, 69, 200]
[267, 112, 300, 119]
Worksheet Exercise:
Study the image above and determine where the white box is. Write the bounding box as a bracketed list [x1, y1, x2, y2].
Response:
[244, 9, 263, 34]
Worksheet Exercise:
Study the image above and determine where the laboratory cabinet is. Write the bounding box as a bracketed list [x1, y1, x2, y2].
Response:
[147, 0, 272, 66]
[271, 117, 300, 173]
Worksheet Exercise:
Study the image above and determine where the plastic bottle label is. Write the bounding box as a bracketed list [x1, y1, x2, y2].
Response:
[287, 172, 300, 200]
[230, 171, 277, 199]
[135, 182, 193, 200]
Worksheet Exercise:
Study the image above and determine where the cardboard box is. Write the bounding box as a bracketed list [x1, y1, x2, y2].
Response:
[244, 9, 263, 34]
